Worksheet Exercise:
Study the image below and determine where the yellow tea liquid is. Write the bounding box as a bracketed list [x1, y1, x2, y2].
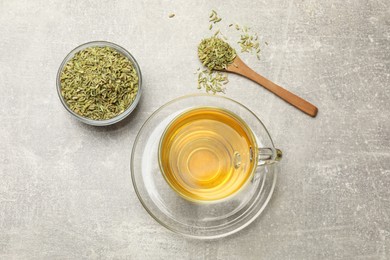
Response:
[159, 107, 257, 202]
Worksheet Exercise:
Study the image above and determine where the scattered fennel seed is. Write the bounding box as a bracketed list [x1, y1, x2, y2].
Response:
[197, 69, 229, 94]
[169, 13, 175, 18]
[213, 29, 228, 40]
[235, 24, 261, 59]
[209, 10, 222, 24]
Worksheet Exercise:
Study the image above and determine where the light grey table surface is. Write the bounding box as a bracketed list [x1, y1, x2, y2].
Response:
[1, 0, 389, 259]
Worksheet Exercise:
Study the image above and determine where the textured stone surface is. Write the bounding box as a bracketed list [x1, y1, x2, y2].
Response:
[0, 0, 389, 259]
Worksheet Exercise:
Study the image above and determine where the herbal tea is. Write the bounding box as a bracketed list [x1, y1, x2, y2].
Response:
[159, 107, 257, 202]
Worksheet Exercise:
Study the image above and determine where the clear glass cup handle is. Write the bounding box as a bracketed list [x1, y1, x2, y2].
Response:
[258, 148, 282, 165]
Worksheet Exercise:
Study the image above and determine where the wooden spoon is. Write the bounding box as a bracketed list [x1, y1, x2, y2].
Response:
[225, 56, 318, 117]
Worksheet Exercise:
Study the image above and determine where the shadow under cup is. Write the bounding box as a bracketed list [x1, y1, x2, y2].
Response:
[131, 94, 282, 239]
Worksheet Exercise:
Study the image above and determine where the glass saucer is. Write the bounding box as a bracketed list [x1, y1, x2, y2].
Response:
[131, 94, 278, 239]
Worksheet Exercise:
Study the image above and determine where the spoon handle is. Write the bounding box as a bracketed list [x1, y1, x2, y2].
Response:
[227, 57, 318, 117]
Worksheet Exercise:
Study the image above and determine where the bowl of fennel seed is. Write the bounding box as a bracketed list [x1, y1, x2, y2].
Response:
[57, 41, 142, 126]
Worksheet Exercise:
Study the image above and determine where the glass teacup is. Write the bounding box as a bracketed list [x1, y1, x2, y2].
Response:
[159, 106, 282, 203]
[132, 94, 282, 238]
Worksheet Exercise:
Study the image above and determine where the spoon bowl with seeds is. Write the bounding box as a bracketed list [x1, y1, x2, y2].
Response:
[198, 37, 318, 117]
